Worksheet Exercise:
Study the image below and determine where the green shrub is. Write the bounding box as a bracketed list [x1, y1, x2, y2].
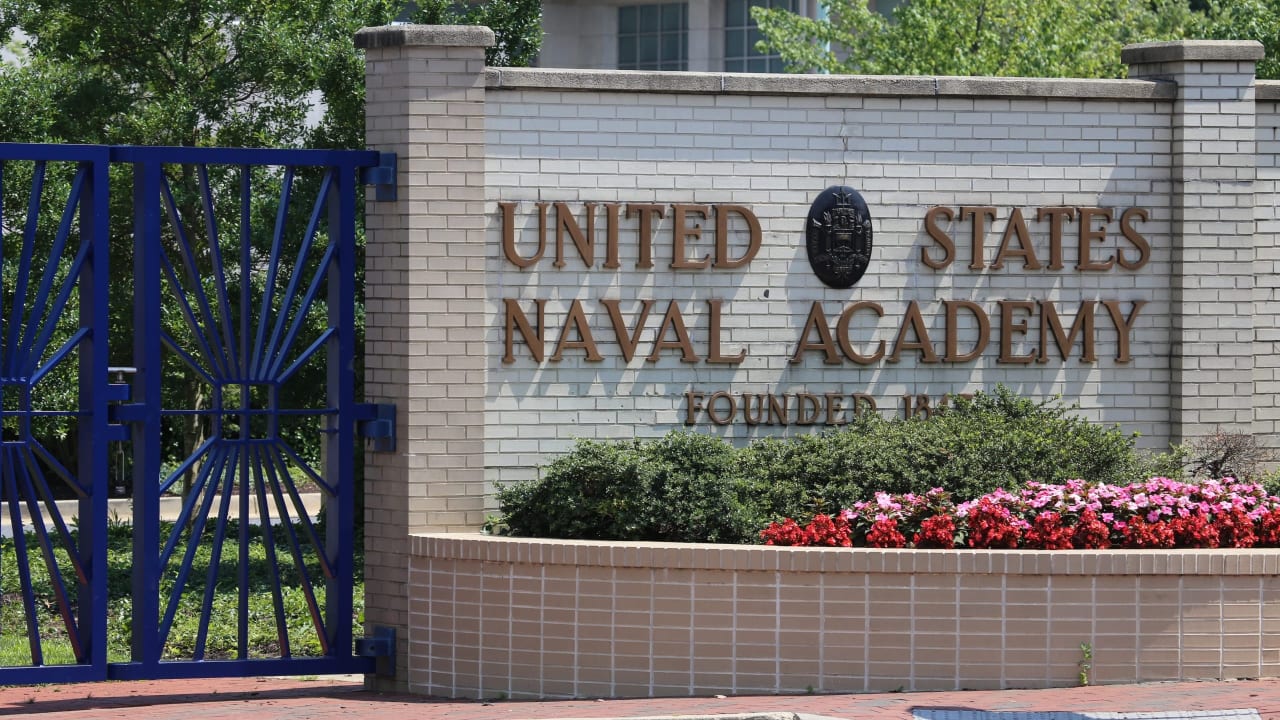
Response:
[636, 432, 760, 543]
[736, 387, 1145, 520]
[497, 386, 1158, 542]
[496, 439, 647, 540]
[875, 387, 1145, 497]
[497, 433, 759, 543]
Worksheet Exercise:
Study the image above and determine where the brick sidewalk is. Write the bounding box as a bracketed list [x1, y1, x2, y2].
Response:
[1, 676, 1280, 720]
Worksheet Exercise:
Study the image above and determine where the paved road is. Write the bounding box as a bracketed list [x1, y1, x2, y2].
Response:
[0, 493, 324, 536]
[0, 675, 1277, 720]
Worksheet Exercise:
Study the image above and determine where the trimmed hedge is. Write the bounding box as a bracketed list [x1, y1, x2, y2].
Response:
[495, 387, 1170, 544]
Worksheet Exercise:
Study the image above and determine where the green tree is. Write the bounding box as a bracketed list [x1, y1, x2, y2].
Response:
[412, 0, 542, 67]
[0, 0, 542, 493]
[753, 0, 1203, 79]
[0, 0, 407, 495]
[1201, 0, 1280, 79]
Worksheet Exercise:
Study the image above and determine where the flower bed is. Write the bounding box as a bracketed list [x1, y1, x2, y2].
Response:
[761, 478, 1280, 550]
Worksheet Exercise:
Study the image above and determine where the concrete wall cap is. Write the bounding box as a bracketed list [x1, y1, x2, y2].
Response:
[411, 534, 1280, 575]
[355, 24, 495, 50]
[1259, 80, 1280, 101]
[1122, 39, 1265, 65]
[485, 67, 1174, 100]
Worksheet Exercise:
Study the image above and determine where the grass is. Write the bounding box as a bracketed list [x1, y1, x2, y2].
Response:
[0, 518, 364, 667]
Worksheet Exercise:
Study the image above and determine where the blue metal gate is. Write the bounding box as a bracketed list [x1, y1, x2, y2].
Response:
[0, 143, 392, 683]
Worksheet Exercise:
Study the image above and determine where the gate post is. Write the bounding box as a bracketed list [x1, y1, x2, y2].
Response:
[1124, 41, 1264, 445]
[356, 24, 494, 690]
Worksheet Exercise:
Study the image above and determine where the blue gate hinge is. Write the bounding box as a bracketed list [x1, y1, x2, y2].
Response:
[104, 402, 146, 442]
[359, 152, 397, 202]
[354, 403, 397, 453]
[356, 626, 396, 678]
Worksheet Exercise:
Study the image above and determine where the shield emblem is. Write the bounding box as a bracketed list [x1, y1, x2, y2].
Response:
[806, 185, 873, 289]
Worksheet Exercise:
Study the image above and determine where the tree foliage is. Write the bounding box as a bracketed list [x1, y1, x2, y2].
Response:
[753, 0, 1274, 79]
[0, 1, 541, 483]
[412, 0, 542, 67]
[1200, 0, 1280, 79]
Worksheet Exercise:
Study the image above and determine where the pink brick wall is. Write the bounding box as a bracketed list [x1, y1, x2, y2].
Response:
[407, 534, 1280, 699]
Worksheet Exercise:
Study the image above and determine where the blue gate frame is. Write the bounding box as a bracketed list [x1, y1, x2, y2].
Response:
[0, 143, 394, 683]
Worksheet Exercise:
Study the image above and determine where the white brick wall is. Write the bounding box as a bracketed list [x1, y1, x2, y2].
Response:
[1255, 99, 1280, 438]
[483, 86, 1177, 492]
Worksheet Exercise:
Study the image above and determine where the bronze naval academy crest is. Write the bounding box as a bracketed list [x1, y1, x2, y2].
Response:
[806, 185, 873, 289]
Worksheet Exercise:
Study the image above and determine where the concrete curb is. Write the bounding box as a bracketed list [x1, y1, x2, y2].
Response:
[550, 715, 800, 720]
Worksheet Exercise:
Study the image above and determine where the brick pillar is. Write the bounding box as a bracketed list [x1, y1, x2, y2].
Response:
[356, 24, 493, 690]
[1124, 40, 1264, 445]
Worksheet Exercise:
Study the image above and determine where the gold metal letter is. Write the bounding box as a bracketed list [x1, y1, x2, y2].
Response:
[836, 301, 885, 365]
[626, 204, 665, 269]
[959, 206, 997, 271]
[503, 298, 546, 363]
[998, 300, 1037, 364]
[790, 302, 842, 365]
[1076, 207, 1115, 271]
[553, 202, 596, 269]
[922, 206, 956, 270]
[550, 299, 604, 362]
[714, 205, 762, 269]
[671, 204, 712, 269]
[1036, 207, 1075, 271]
[500, 202, 546, 268]
[647, 302, 700, 363]
[1039, 300, 1097, 362]
[1102, 300, 1147, 363]
[706, 299, 746, 364]
[889, 301, 940, 364]
[601, 299, 655, 363]
[1118, 208, 1151, 270]
[943, 300, 990, 362]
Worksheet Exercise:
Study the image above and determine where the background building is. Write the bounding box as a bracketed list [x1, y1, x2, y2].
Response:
[537, 0, 899, 72]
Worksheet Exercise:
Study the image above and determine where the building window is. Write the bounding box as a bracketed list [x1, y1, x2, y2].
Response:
[618, 3, 688, 71]
[724, 0, 797, 73]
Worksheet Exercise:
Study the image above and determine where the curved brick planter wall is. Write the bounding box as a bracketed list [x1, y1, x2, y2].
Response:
[408, 534, 1280, 699]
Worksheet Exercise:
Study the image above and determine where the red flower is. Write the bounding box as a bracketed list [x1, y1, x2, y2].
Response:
[1072, 508, 1112, 549]
[1258, 509, 1280, 546]
[965, 497, 1020, 549]
[807, 513, 853, 547]
[913, 514, 956, 548]
[866, 518, 907, 548]
[1217, 507, 1258, 548]
[1025, 511, 1074, 550]
[1168, 513, 1218, 548]
[1123, 517, 1175, 548]
[761, 518, 809, 546]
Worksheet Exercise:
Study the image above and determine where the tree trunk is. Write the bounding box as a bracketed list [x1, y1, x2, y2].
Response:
[180, 373, 207, 501]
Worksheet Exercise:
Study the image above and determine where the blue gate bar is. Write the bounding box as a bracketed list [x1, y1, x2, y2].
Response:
[109, 145, 380, 170]
[130, 155, 165, 669]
